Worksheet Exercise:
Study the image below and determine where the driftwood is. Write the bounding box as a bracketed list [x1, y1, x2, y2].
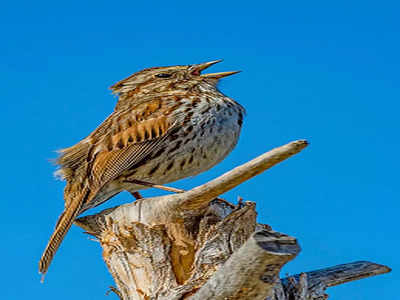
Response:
[75, 140, 391, 300]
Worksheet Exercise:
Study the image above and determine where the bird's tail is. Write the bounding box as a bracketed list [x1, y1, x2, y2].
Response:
[39, 189, 87, 281]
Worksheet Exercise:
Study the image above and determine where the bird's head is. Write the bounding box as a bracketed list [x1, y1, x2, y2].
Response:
[110, 60, 240, 96]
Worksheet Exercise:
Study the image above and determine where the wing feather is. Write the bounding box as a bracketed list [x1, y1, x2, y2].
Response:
[87, 98, 179, 189]
[90, 127, 174, 187]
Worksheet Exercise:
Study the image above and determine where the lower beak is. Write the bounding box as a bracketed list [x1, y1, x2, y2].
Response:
[201, 71, 241, 79]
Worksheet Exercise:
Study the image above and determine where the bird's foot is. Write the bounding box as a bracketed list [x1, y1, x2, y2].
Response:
[125, 179, 235, 208]
[130, 191, 143, 200]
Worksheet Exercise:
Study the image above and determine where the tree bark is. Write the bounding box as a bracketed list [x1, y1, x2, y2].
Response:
[75, 140, 391, 300]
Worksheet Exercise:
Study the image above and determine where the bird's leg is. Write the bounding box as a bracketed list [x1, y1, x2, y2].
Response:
[125, 179, 185, 194]
[123, 179, 235, 208]
[130, 191, 143, 200]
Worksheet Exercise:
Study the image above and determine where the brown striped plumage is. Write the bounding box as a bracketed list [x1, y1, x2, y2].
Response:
[39, 60, 245, 277]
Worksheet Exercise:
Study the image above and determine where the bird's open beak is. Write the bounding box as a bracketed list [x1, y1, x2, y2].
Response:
[191, 60, 241, 79]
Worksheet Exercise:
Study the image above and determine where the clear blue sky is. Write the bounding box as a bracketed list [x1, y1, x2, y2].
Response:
[2, 1, 398, 299]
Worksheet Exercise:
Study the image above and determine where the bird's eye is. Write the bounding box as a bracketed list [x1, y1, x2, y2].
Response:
[155, 73, 172, 78]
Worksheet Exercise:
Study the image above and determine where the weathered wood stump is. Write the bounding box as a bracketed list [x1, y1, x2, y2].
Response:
[75, 141, 390, 300]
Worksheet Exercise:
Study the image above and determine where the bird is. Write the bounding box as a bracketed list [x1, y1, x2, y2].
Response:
[39, 59, 245, 278]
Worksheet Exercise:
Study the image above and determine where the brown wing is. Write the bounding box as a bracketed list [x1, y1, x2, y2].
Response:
[89, 116, 176, 188]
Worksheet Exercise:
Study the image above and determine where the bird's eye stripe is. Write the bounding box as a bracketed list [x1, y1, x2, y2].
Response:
[155, 73, 171, 78]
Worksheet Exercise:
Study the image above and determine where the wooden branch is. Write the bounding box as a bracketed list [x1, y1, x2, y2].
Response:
[71, 139, 392, 300]
[283, 261, 391, 288]
[189, 230, 300, 300]
[278, 261, 391, 300]
[75, 140, 308, 233]
[179, 139, 308, 211]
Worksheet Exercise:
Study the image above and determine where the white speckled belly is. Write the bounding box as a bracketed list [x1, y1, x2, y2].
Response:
[129, 95, 243, 183]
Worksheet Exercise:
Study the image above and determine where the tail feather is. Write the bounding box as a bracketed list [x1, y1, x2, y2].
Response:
[39, 193, 85, 280]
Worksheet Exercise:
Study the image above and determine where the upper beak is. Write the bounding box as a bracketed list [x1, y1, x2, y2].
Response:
[191, 59, 241, 79]
[193, 59, 223, 73]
